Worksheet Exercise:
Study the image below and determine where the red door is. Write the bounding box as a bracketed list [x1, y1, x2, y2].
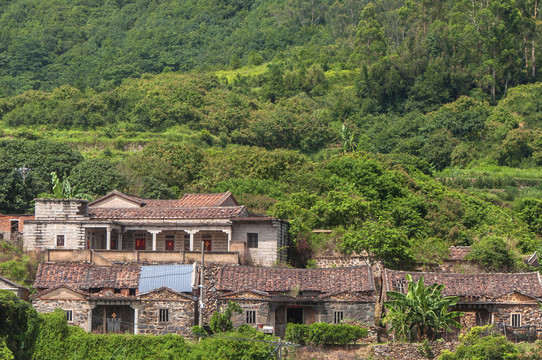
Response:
[135, 238, 146, 250]
[204, 239, 212, 252]
[166, 239, 175, 251]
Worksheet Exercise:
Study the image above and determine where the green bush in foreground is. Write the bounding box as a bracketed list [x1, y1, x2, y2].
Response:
[285, 322, 368, 345]
[438, 326, 517, 360]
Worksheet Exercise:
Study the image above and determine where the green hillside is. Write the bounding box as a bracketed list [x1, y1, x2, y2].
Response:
[1, 0, 542, 272]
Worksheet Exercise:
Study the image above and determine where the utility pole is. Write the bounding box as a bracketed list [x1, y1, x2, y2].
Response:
[198, 240, 205, 327]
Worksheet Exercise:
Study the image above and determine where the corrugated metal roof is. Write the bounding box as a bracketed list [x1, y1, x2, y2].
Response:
[138, 265, 195, 294]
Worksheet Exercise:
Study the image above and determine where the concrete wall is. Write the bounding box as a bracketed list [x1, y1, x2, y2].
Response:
[231, 220, 288, 267]
[24, 221, 86, 250]
[34, 199, 89, 220]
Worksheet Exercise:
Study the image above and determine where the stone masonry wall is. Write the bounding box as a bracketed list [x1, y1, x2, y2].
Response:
[372, 341, 459, 360]
[319, 302, 375, 325]
[138, 299, 195, 336]
[226, 300, 271, 328]
[201, 263, 221, 324]
[493, 304, 542, 327]
[32, 298, 90, 331]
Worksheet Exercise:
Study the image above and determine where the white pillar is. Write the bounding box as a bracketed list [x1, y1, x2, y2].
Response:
[189, 231, 195, 251]
[225, 229, 232, 252]
[149, 230, 159, 251]
[106, 228, 111, 250]
[87, 309, 92, 332]
[134, 308, 139, 335]
[118, 232, 122, 250]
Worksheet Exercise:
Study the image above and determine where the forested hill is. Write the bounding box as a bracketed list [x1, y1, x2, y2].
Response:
[1, 0, 542, 274]
[0, 0, 539, 104]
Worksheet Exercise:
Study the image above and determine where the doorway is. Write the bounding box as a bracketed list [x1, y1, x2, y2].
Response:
[287, 307, 303, 324]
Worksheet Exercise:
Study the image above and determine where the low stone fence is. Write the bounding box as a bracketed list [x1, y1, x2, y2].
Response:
[372, 341, 459, 360]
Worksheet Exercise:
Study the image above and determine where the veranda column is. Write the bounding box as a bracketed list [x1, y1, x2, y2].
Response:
[189, 230, 195, 251]
[134, 308, 139, 335]
[149, 230, 160, 251]
[117, 232, 122, 250]
[106, 227, 111, 250]
[225, 229, 232, 252]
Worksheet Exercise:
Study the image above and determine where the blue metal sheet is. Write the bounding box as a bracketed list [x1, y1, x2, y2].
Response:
[138, 264, 194, 293]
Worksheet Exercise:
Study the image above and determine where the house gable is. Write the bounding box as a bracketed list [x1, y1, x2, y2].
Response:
[221, 290, 271, 301]
[139, 287, 195, 302]
[35, 287, 88, 300]
[494, 291, 539, 304]
[90, 191, 145, 209]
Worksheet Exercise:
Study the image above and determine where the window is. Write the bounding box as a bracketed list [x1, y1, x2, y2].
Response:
[159, 308, 169, 322]
[392, 280, 406, 294]
[166, 235, 175, 251]
[114, 289, 121, 294]
[246, 310, 256, 324]
[129, 289, 136, 296]
[10, 220, 19, 233]
[334, 311, 344, 324]
[184, 233, 190, 251]
[56, 235, 65, 247]
[65, 310, 73, 323]
[247, 233, 258, 248]
[511, 313, 521, 327]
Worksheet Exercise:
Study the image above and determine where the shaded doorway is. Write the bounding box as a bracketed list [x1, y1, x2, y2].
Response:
[92, 305, 134, 334]
[287, 307, 303, 324]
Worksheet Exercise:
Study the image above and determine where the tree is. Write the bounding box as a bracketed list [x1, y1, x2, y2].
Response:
[466, 236, 517, 272]
[0, 290, 40, 360]
[384, 275, 463, 342]
[68, 159, 126, 197]
[339, 221, 414, 269]
[209, 301, 242, 333]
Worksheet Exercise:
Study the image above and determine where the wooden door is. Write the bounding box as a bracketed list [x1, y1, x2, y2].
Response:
[204, 239, 212, 252]
[166, 239, 175, 251]
[135, 238, 146, 250]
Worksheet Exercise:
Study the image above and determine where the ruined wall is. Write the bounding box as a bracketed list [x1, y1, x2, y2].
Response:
[372, 341, 459, 360]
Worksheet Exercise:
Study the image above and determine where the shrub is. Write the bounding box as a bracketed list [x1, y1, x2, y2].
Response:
[308, 323, 367, 345]
[285, 324, 309, 345]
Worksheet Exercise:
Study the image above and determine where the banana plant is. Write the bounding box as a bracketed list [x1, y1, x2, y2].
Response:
[384, 274, 463, 342]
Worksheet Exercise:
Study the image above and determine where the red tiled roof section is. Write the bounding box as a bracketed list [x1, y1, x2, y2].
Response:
[89, 206, 248, 219]
[176, 192, 238, 207]
[34, 263, 140, 290]
[218, 266, 375, 294]
[448, 246, 471, 261]
[384, 270, 542, 300]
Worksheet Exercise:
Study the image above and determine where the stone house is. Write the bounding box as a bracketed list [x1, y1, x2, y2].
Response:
[31, 263, 197, 336]
[23, 191, 288, 266]
[217, 266, 377, 337]
[0, 275, 29, 300]
[383, 269, 542, 338]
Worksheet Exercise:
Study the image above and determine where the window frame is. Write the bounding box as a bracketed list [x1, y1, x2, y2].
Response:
[246, 310, 256, 324]
[247, 233, 258, 249]
[159, 308, 169, 323]
[333, 311, 344, 324]
[511, 313, 521, 327]
[65, 309, 74, 323]
[56, 235, 65, 247]
[10, 220, 19, 233]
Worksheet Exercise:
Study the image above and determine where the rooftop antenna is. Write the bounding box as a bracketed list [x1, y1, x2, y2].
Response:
[16, 164, 33, 183]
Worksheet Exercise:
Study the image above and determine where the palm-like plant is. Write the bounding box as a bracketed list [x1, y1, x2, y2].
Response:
[384, 274, 464, 342]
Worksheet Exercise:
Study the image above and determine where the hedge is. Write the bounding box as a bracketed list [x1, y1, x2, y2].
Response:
[284, 323, 368, 345]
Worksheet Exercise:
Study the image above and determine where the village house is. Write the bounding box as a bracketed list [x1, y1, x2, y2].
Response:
[383, 269, 542, 340]
[31, 263, 197, 336]
[0, 275, 29, 301]
[216, 266, 377, 337]
[23, 191, 288, 266]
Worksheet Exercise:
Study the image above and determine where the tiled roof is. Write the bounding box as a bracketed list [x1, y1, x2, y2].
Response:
[176, 192, 237, 207]
[384, 270, 542, 300]
[89, 206, 247, 219]
[218, 266, 375, 294]
[448, 246, 471, 261]
[34, 263, 140, 290]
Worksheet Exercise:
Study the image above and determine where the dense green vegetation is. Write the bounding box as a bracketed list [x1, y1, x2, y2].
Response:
[0, 0, 542, 275]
